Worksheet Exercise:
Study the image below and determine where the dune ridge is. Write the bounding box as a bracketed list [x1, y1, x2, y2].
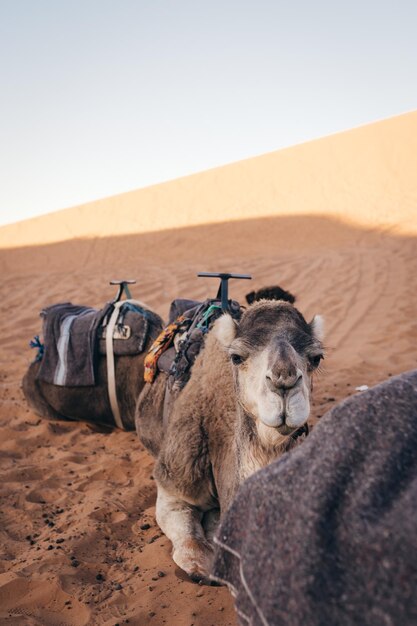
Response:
[1, 110, 417, 250]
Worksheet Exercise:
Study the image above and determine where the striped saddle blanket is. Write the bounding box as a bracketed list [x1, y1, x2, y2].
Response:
[36, 301, 151, 387]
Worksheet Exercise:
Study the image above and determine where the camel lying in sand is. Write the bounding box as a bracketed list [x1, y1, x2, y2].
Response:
[22, 304, 164, 430]
[135, 299, 324, 582]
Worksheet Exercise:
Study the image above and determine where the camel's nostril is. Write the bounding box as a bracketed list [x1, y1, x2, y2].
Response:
[266, 371, 302, 393]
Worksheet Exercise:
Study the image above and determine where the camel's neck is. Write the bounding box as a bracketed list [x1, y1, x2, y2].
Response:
[235, 406, 292, 484]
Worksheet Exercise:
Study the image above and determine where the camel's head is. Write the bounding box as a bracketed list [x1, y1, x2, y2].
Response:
[214, 300, 324, 439]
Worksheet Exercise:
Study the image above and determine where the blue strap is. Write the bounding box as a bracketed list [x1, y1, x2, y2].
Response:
[121, 302, 152, 320]
[196, 303, 222, 330]
[29, 335, 44, 361]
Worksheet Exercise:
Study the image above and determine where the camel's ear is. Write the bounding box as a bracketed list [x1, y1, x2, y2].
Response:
[310, 315, 324, 342]
[213, 314, 238, 347]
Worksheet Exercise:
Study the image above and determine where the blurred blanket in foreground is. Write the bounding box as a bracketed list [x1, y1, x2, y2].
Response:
[212, 370, 417, 626]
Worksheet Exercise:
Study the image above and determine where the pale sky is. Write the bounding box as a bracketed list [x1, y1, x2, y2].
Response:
[1, 0, 416, 226]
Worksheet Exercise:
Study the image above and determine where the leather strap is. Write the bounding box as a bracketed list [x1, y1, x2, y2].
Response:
[106, 299, 146, 430]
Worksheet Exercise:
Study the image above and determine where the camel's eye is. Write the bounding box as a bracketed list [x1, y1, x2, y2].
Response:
[230, 353, 244, 366]
[309, 354, 323, 369]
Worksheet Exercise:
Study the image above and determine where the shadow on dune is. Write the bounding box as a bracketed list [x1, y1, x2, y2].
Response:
[0, 214, 415, 277]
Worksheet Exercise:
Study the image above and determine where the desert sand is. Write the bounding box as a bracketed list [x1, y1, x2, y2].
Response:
[0, 111, 416, 625]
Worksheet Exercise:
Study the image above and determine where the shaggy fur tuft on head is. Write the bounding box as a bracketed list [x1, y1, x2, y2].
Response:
[213, 314, 237, 347]
[246, 285, 296, 305]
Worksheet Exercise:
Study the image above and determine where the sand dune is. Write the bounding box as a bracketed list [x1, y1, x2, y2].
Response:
[0, 112, 416, 625]
[1, 110, 417, 250]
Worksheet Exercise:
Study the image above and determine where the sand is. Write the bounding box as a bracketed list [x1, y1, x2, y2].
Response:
[0, 111, 416, 625]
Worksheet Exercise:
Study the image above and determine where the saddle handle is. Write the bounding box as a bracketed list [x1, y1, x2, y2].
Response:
[110, 280, 136, 302]
[197, 272, 252, 311]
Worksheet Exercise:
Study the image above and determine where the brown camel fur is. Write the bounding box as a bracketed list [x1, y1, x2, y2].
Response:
[134, 299, 324, 582]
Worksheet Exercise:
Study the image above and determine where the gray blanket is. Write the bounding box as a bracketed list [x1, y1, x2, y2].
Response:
[37, 302, 111, 386]
[212, 370, 417, 626]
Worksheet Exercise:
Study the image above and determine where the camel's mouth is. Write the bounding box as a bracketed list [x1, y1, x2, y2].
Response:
[258, 410, 300, 434]
[275, 424, 296, 436]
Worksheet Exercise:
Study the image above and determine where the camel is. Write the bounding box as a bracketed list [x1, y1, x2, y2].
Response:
[22, 302, 164, 431]
[134, 298, 325, 582]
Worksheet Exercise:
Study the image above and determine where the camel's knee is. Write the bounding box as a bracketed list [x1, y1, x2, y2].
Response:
[155, 483, 214, 583]
[155, 483, 201, 539]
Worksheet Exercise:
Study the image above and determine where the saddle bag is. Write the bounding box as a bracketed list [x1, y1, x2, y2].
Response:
[98, 303, 152, 357]
[36, 301, 157, 387]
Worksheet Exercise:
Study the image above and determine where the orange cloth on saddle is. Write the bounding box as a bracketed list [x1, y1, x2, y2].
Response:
[144, 315, 186, 383]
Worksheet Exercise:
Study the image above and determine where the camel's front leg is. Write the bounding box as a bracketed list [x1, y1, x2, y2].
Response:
[155, 483, 214, 583]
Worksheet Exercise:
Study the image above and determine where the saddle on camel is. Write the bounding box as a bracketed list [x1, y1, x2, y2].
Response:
[22, 280, 164, 430]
